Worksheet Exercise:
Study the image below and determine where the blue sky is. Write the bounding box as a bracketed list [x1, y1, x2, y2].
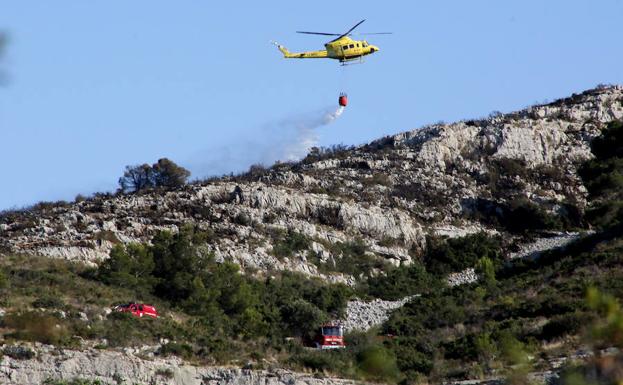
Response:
[1, 0, 622, 210]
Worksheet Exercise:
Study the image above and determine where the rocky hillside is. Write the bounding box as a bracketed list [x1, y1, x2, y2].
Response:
[1, 86, 622, 283]
[0, 344, 358, 385]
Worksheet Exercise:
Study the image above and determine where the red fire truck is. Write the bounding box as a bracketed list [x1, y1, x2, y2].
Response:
[315, 323, 345, 349]
[113, 303, 158, 319]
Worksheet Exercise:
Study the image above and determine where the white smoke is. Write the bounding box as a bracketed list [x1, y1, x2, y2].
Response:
[278, 106, 345, 161]
[190, 106, 345, 178]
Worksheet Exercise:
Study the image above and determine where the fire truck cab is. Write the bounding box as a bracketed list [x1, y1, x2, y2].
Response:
[315, 323, 345, 349]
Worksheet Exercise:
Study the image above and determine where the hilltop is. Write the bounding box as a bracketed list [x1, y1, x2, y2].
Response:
[1, 85, 622, 281]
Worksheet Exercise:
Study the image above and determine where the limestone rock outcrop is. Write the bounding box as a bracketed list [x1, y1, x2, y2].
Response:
[0, 345, 360, 385]
[1, 86, 622, 282]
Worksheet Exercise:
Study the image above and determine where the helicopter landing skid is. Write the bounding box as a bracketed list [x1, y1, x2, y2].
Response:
[340, 57, 364, 66]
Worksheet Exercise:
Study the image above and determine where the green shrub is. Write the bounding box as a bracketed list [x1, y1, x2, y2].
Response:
[493, 158, 528, 178]
[155, 368, 174, 378]
[475, 256, 496, 285]
[97, 243, 157, 296]
[324, 240, 385, 278]
[392, 183, 449, 206]
[160, 342, 194, 360]
[281, 299, 327, 338]
[443, 334, 479, 361]
[364, 262, 437, 300]
[292, 351, 335, 371]
[3, 311, 69, 345]
[393, 347, 433, 377]
[357, 345, 401, 382]
[32, 295, 66, 309]
[272, 231, 310, 259]
[233, 212, 252, 226]
[424, 233, 503, 276]
[540, 312, 590, 341]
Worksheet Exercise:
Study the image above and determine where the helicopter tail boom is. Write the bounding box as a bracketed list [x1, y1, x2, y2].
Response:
[272, 41, 328, 59]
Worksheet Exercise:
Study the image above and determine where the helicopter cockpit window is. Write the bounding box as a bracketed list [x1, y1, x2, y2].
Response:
[342, 45, 348, 50]
[349, 44, 355, 48]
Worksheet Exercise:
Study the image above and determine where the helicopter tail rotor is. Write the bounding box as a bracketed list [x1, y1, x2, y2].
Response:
[270, 41, 292, 58]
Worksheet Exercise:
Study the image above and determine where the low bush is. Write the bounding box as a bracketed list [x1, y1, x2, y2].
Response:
[502, 198, 562, 232]
[272, 231, 310, 259]
[329, 240, 385, 278]
[424, 233, 503, 276]
[155, 368, 174, 379]
[159, 342, 194, 360]
[3, 311, 69, 345]
[357, 345, 401, 382]
[291, 350, 336, 371]
[392, 183, 449, 206]
[2, 345, 35, 360]
[470, 196, 571, 233]
[364, 262, 438, 300]
[32, 294, 66, 309]
[540, 312, 591, 341]
[233, 212, 252, 226]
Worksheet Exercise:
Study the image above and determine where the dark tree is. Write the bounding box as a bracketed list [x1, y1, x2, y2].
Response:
[118, 158, 190, 193]
[151, 158, 191, 188]
[118, 164, 154, 193]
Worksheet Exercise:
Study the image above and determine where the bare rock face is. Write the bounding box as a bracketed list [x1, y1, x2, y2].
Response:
[1, 86, 622, 281]
[447, 268, 478, 287]
[508, 231, 586, 260]
[0, 345, 361, 385]
[343, 296, 418, 332]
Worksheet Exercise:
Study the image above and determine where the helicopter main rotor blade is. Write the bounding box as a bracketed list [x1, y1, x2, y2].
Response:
[296, 31, 341, 36]
[339, 19, 366, 38]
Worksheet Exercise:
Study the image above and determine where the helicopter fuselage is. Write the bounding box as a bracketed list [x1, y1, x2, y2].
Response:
[325, 36, 379, 61]
[275, 36, 379, 62]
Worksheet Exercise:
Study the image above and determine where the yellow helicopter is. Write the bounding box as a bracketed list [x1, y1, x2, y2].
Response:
[273, 20, 390, 64]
